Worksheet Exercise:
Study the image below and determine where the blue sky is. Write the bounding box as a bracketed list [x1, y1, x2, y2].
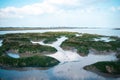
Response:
[0, 0, 120, 27]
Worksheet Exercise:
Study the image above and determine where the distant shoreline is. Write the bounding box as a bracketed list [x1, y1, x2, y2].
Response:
[0, 27, 103, 31]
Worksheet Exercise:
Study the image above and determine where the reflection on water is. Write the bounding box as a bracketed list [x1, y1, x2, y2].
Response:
[76, 34, 82, 37]
[32, 36, 81, 62]
[0, 40, 3, 47]
[0, 69, 49, 80]
[7, 53, 20, 58]
[0, 53, 118, 80]
[94, 37, 115, 42]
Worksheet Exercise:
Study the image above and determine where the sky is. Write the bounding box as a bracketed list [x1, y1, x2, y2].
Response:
[0, 0, 120, 28]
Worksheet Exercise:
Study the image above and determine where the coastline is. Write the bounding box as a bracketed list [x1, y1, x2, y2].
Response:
[84, 66, 120, 78]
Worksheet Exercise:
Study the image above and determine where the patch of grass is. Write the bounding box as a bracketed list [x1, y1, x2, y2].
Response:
[0, 32, 78, 56]
[43, 37, 57, 44]
[18, 44, 57, 54]
[1, 32, 120, 57]
[0, 56, 60, 67]
[61, 33, 120, 56]
[0, 38, 57, 56]
[84, 61, 120, 75]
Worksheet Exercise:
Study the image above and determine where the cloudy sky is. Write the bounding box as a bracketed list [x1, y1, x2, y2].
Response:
[0, 0, 120, 27]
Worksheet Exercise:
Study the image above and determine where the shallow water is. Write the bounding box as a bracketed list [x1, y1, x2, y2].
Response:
[7, 53, 20, 58]
[0, 40, 3, 47]
[0, 53, 118, 80]
[94, 37, 115, 42]
[0, 36, 119, 80]
[32, 36, 81, 62]
[0, 29, 120, 80]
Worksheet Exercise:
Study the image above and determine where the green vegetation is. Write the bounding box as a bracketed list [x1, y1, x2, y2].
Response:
[0, 32, 120, 57]
[43, 32, 77, 43]
[43, 37, 57, 43]
[43, 32, 77, 38]
[0, 32, 78, 54]
[1, 38, 57, 56]
[0, 32, 66, 68]
[0, 32, 78, 68]
[0, 32, 78, 56]
[1, 32, 77, 43]
[0, 47, 4, 56]
[116, 49, 120, 59]
[117, 54, 120, 59]
[61, 33, 120, 56]
[0, 56, 60, 67]
[18, 44, 57, 54]
[84, 61, 120, 75]
[0, 32, 120, 69]
[61, 40, 89, 56]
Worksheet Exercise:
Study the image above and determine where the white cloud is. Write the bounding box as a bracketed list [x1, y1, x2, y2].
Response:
[46, 0, 79, 5]
[0, 1, 59, 18]
[0, 7, 23, 18]
[0, 0, 83, 18]
[118, 7, 120, 10]
[110, 6, 120, 12]
[110, 6, 116, 12]
[0, 0, 117, 19]
[0, 0, 119, 27]
[0, 0, 81, 18]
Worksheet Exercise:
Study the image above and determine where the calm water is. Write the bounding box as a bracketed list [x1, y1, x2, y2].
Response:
[0, 40, 2, 46]
[94, 37, 115, 42]
[0, 29, 120, 80]
[0, 29, 120, 37]
[7, 53, 20, 58]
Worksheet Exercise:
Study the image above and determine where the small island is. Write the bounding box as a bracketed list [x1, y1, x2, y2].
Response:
[61, 33, 120, 56]
[0, 32, 120, 77]
[84, 61, 120, 77]
[0, 32, 77, 68]
[0, 55, 60, 67]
